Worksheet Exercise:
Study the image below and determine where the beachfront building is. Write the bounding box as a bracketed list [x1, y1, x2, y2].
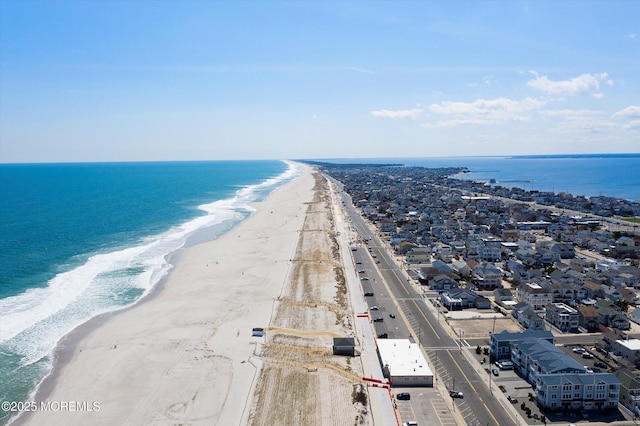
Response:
[377, 339, 433, 387]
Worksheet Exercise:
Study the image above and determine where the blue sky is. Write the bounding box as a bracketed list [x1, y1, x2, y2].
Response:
[1, 0, 638, 163]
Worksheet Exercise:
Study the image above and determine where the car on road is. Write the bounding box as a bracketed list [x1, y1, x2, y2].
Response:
[355, 261, 362, 264]
[402, 422, 417, 426]
[360, 277, 369, 280]
[377, 333, 388, 338]
[358, 270, 365, 274]
[370, 306, 379, 310]
[449, 390, 463, 398]
[373, 317, 384, 322]
[389, 313, 396, 318]
[492, 368, 499, 376]
[396, 392, 410, 400]
[364, 292, 374, 296]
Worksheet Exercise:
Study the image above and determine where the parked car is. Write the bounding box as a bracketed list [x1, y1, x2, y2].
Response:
[370, 306, 379, 310]
[449, 390, 463, 398]
[582, 352, 594, 359]
[573, 347, 585, 354]
[396, 392, 410, 400]
[492, 368, 499, 376]
[594, 361, 608, 369]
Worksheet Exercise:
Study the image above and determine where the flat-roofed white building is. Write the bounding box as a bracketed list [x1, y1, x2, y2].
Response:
[614, 339, 640, 365]
[377, 339, 433, 387]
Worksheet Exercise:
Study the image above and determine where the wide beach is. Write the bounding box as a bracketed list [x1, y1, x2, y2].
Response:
[17, 165, 316, 425]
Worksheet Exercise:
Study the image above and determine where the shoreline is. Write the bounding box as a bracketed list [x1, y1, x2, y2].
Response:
[15, 164, 315, 425]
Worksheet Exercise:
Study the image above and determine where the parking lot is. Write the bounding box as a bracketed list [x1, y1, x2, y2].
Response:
[392, 388, 458, 426]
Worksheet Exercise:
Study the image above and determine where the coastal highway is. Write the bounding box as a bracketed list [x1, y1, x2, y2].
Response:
[330, 177, 519, 426]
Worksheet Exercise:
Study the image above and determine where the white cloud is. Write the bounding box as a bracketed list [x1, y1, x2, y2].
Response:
[623, 120, 640, 130]
[612, 105, 640, 119]
[527, 72, 612, 96]
[370, 107, 423, 119]
[424, 97, 545, 127]
[628, 33, 637, 39]
[421, 118, 500, 128]
[539, 109, 601, 118]
[483, 75, 496, 86]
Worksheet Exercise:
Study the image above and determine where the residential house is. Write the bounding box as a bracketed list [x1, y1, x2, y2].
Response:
[535, 371, 620, 412]
[551, 242, 576, 259]
[542, 280, 575, 304]
[545, 302, 579, 333]
[494, 288, 515, 309]
[429, 274, 459, 291]
[450, 259, 471, 278]
[405, 246, 431, 265]
[516, 282, 553, 311]
[479, 237, 502, 261]
[596, 300, 631, 330]
[610, 339, 640, 366]
[576, 305, 601, 332]
[629, 308, 640, 325]
[583, 280, 606, 300]
[512, 303, 546, 330]
[472, 262, 503, 290]
[616, 369, 640, 417]
[489, 329, 554, 362]
[512, 338, 620, 412]
[440, 288, 478, 310]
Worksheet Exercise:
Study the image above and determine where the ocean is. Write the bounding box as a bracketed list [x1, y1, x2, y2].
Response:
[0, 160, 297, 423]
[322, 153, 640, 202]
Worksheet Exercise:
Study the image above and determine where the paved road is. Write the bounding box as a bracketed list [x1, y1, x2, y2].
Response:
[330, 176, 522, 426]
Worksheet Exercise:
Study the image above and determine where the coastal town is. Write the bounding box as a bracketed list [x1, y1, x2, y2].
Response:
[311, 161, 640, 424]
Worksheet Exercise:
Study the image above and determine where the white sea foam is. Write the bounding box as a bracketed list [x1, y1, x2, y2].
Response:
[0, 161, 301, 368]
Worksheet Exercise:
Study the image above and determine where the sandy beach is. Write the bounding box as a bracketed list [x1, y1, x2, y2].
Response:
[17, 164, 371, 426]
